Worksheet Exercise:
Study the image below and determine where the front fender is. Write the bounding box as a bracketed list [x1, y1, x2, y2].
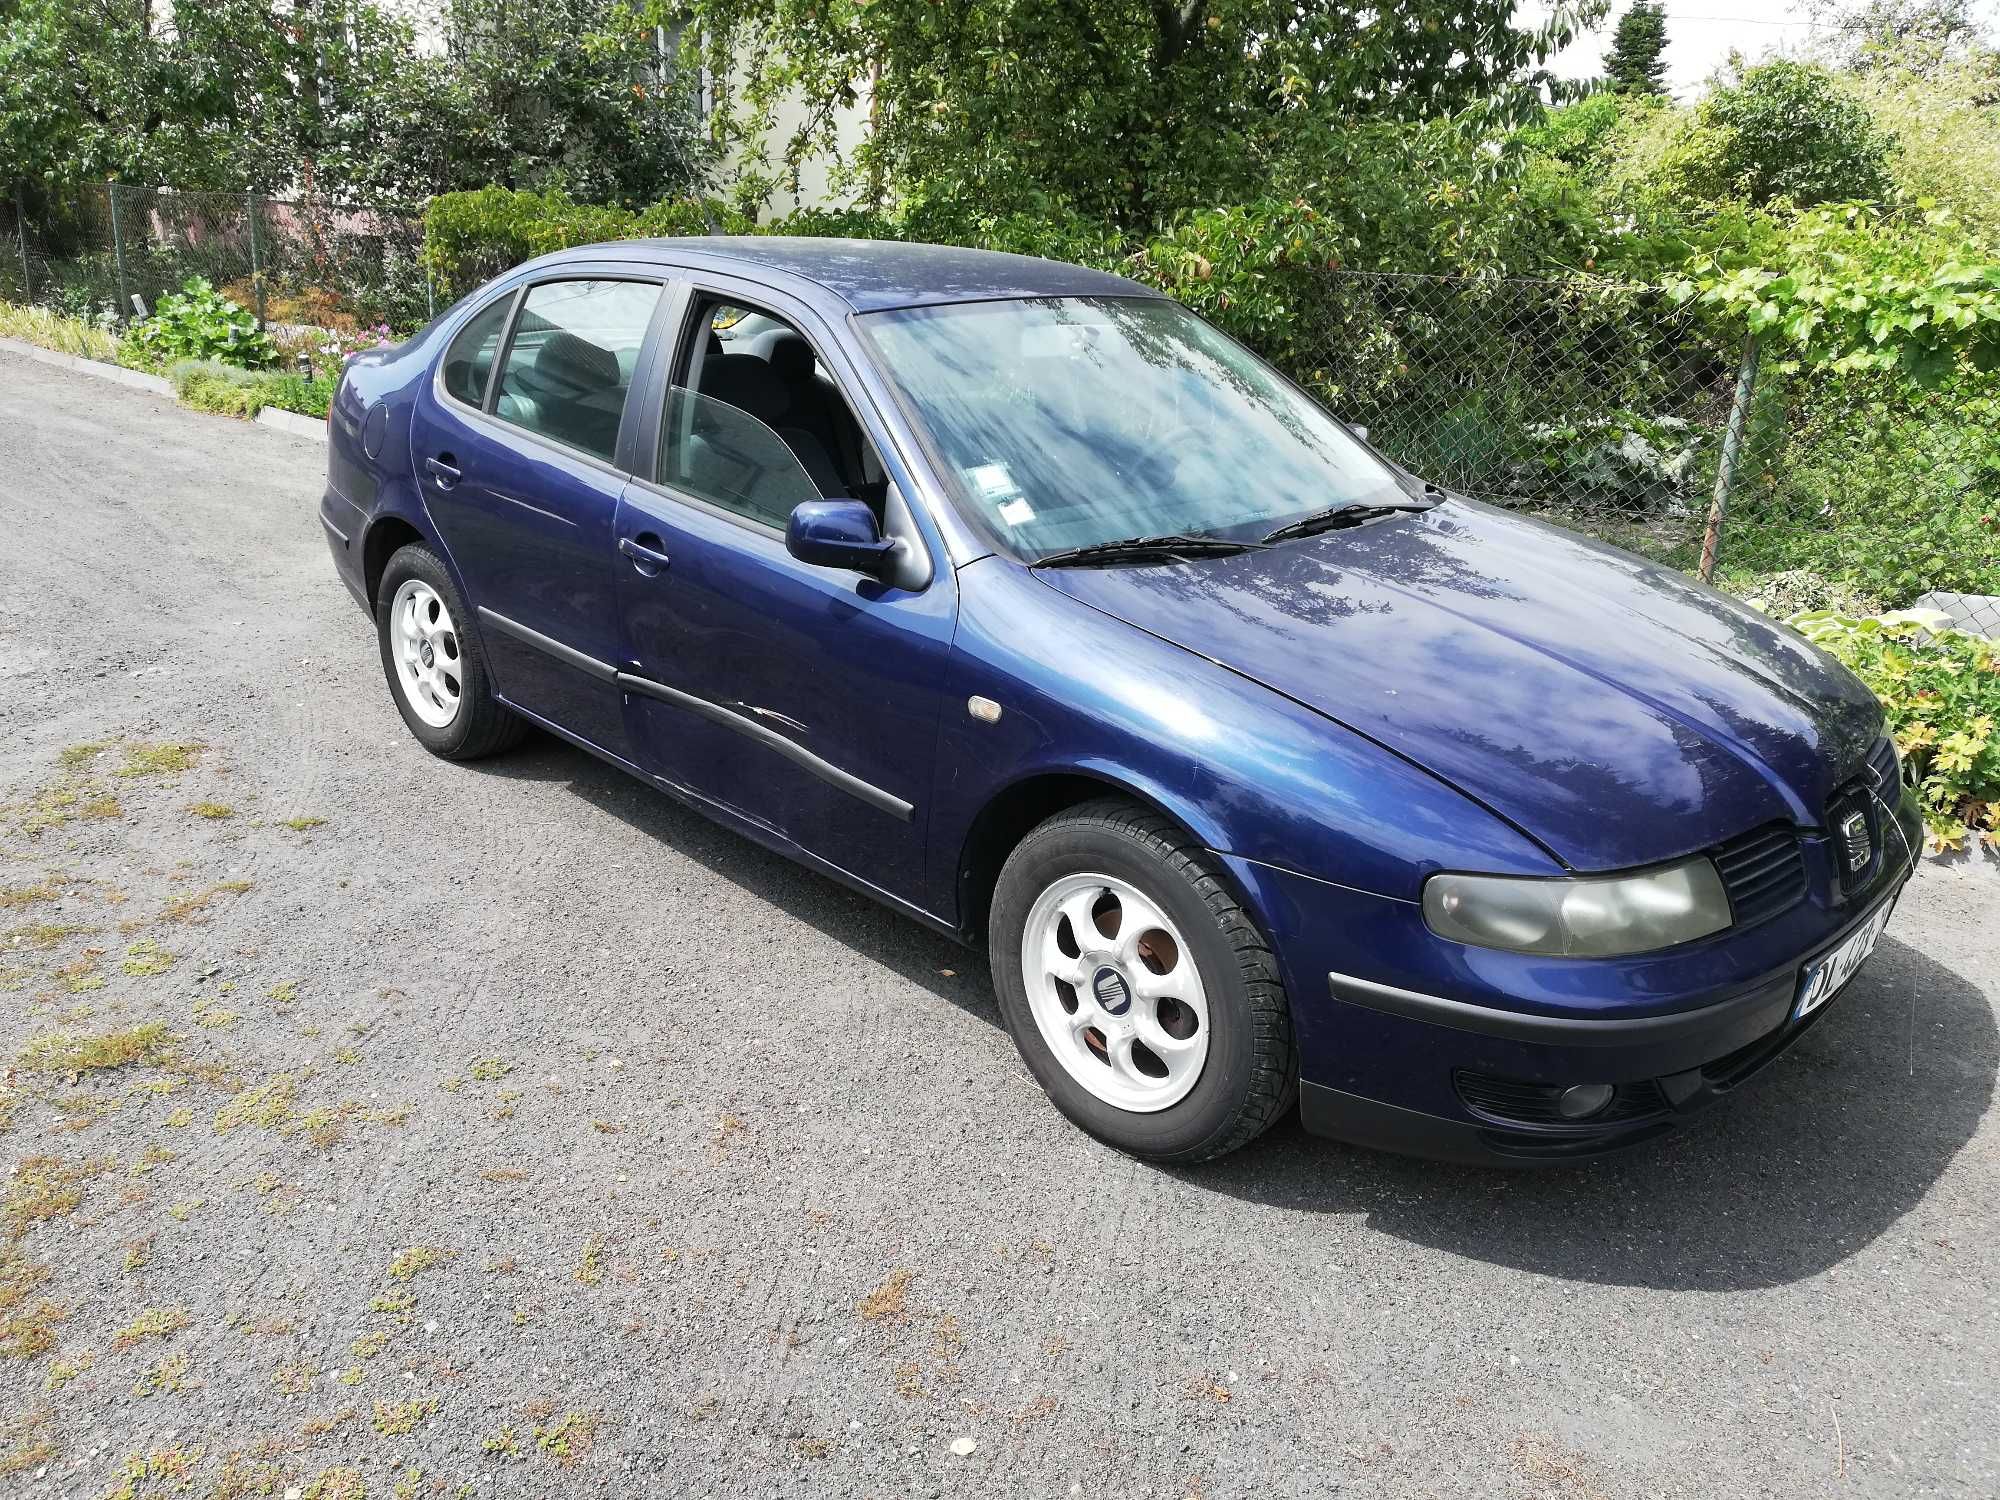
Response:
[928, 559, 1561, 921]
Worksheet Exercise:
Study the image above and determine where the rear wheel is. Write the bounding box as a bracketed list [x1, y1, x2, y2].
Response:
[989, 798, 1295, 1162]
[374, 544, 524, 760]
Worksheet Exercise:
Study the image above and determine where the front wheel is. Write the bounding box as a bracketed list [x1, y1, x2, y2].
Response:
[374, 543, 525, 760]
[989, 798, 1296, 1162]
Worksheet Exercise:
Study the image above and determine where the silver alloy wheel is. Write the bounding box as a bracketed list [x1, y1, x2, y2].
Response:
[1020, 871, 1211, 1112]
[390, 578, 463, 729]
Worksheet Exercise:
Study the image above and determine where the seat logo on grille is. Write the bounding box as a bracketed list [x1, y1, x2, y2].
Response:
[1839, 808, 1872, 873]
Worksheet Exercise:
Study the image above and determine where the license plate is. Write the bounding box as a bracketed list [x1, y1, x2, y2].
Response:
[1793, 896, 1896, 1021]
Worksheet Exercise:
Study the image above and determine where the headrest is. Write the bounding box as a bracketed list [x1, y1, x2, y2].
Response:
[698, 353, 789, 428]
[535, 330, 619, 392]
[765, 333, 817, 385]
[705, 330, 724, 359]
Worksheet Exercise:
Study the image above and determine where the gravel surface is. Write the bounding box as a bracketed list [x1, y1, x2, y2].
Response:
[1, 350, 1996, 1499]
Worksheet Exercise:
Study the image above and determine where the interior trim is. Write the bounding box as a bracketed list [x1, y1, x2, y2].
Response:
[616, 670, 915, 823]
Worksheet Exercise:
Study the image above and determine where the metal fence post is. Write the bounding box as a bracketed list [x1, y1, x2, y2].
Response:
[248, 194, 267, 329]
[1699, 331, 1760, 584]
[108, 183, 133, 317]
[13, 186, 29, 302]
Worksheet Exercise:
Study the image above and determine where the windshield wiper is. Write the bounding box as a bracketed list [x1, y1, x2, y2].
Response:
[1260, 499, 1435, 545]
[1029, 533, 1271, 569]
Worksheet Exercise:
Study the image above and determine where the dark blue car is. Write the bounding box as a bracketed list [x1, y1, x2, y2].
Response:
[322, 238, 1923, 1164]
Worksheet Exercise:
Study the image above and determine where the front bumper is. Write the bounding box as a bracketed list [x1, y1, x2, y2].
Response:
[1223, 784, 1924, 1165]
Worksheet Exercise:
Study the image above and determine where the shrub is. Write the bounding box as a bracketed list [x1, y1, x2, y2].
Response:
[166, 361, 336, 420]
[122, 278, 277, 370]
[1788, 609, 2000, 851]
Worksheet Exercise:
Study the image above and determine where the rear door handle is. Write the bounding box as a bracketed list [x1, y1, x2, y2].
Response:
[619, 534, 671, 573]
[426, 455, 462, 488]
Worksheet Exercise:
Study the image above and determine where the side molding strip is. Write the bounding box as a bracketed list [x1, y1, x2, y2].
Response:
[475, 607, 618, 683]
[616, 671, 914, 823]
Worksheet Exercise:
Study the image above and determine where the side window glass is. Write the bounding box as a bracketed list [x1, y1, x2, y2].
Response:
[657, 388, 819, 528]
[441, 294, 514, 408]
[491, 279, 662, 462]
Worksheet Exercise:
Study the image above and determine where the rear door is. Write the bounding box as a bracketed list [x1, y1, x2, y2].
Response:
[411, 273, 670, 758]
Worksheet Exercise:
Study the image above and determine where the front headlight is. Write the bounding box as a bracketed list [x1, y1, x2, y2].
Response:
[1422, 857, 1731, 957]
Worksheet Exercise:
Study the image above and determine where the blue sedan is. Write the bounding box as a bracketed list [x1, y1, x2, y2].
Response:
[321, 238, 1923, 1164]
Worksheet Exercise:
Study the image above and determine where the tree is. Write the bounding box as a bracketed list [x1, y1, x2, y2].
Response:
[671, 0, 1601, 231]
[1603, 2, 1669, 96]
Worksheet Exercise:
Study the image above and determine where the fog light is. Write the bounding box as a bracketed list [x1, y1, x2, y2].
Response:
[1556, 1083, 1615, 1120]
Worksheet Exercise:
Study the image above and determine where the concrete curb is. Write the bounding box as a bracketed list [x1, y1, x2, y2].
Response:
[0, 336, 174, 396]
[254, 405, 328, 443]
[0, 335, 327, 442]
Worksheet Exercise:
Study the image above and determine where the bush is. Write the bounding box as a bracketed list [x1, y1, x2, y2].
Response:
[166, 361, 336, 420]
[122, 278, 277, 370]
[1789, 609, 2000, 851]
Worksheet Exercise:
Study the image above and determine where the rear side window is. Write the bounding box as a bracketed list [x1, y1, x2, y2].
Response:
[441, 294, 514, 408]
[491, 279, 662, 463]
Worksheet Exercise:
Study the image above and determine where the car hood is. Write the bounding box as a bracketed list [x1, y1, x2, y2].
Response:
[1032, 501, 1883, 871]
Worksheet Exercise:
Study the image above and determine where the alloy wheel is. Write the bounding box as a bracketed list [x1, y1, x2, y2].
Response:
[1020, 871, 1210, 1112]
[390, 578, 463, 728]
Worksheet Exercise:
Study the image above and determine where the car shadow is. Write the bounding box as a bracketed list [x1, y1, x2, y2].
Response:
[475, 736, 1991, 1294]
[472, 732, 995, 1021]
[1180, 933, 1994, 1291]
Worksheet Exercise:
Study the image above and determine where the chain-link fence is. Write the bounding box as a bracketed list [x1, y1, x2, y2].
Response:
[1297, 272, 2000, 606]
[5, 187, 1996, 603]
[1, 183, 433, 334]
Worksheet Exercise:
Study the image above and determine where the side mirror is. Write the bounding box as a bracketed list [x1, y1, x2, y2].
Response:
[785, 499, 897, 574]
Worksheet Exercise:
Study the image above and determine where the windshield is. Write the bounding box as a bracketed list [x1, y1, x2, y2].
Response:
[861, 296, 1407, 560]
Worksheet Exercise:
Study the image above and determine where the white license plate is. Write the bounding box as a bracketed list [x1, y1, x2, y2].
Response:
[1793, 897, 1896, 1021]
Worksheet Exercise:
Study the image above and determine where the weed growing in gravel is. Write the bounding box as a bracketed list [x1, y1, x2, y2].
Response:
[134, 1352, 191, 1395]
[166, 1198, 203, 1222]
[114, 743, 205, 779]
[58, 744, 111, 769]
[386, 1247, 449, 1282]
[859, 1268, 913, 1324]
[272, 1361, 318, 1394]
[123, 1237, 152, 1272]
[54, 954, 105, 992]
[266, 980, 299, 1005]
[0, 1407, 57, 1478]
[7, 922, 90, 949]
[43, 1349, 93, 1390]
[575, 1236, 605, 1286]
[5, 1157, 110, 1233]
[18, 1022, 173, 1074]
[0, 1092, 16, 1135]
[533, 1412, 599, 1464]
[193, 1000, 240, 1029]
[481, 1426, 521, 1456]
[0, 877, 66, 910]
[113, 1306, 190, 1349]
[370, 1288, 416, 1322]
[0, 1257, 67, 1358]
[159, 881, 251, 924]
[350, 1330, 388, 1361]
[469, 1058, 513, 1082]
[121, 940, 176, 976]
[372, 1396, 437, 1435]
[301, 1467, 366, 1500]
[281, 816, 327, 831]
[187, 803, 234, 820]
[212, 1075, 299, 1134]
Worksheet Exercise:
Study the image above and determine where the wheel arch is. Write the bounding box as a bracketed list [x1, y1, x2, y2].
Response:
[954, 763, 1246, 946]
[361, 513, 434, 610]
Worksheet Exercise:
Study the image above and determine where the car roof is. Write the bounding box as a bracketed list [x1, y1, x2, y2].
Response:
[558, 236, 1164, 314]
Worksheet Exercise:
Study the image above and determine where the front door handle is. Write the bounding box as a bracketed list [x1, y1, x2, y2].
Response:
[426, 455, 462, 489]
[619, 534, 671, 574]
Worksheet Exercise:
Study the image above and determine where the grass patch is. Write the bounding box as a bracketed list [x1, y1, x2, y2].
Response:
[112, 1306, 190, 1350]
[574, 1236, 604, 1287]
[0, 878, 65, 911]
[372, 1396, 437, 1435]
[121, 939, 176, 976]
[167, 360, 337, 421]
[858, 1268, 913, 1324]
[0, 300, 120, 361]
[6, 922, 89, 949]
[114, 742, 204, 778]
[187, 802, 234, 820]
[17, 1022, 173, 1075]
[386, 1246, 449, 1282]
[534, 1411, 600, 1465]
[280, 816, 326, 832]
[134, 1352, 191, 1395]
[5, 1156, 110, 1234]
[469, 1058, 513, 1082]
[160, 881, 251, 924]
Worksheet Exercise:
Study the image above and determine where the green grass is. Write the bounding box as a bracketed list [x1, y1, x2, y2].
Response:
[167, 360, 336, 420]
[0, 300, 119, 361]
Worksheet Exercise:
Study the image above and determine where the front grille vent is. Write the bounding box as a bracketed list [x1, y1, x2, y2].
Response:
[1711, 822, 1806, 928]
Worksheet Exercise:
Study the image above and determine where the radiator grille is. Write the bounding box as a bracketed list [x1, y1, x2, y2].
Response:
[1711, 822, 1806, 928]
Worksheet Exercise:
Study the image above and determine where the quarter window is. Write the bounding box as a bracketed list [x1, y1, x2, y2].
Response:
[440, 294, 514, 408]
[490, 279, 663, 463]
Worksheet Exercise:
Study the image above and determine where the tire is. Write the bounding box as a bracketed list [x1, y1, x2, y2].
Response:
[989, 797, 1296, 1162]
[374, 543, 525, 760]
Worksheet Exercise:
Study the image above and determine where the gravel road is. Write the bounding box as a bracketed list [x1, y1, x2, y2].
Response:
[1, 349, 1996, 1499]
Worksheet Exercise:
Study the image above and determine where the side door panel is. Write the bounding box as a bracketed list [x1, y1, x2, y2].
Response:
[610, 280, 956, 908]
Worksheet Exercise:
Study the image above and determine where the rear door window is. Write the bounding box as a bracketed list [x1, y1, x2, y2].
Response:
[490, 279, 663, 463]
[440, 293, 515, 408]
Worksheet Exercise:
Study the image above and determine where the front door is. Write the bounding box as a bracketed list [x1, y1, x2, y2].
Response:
[412, 274, 665, 757]
[610, 290, 954, 908]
